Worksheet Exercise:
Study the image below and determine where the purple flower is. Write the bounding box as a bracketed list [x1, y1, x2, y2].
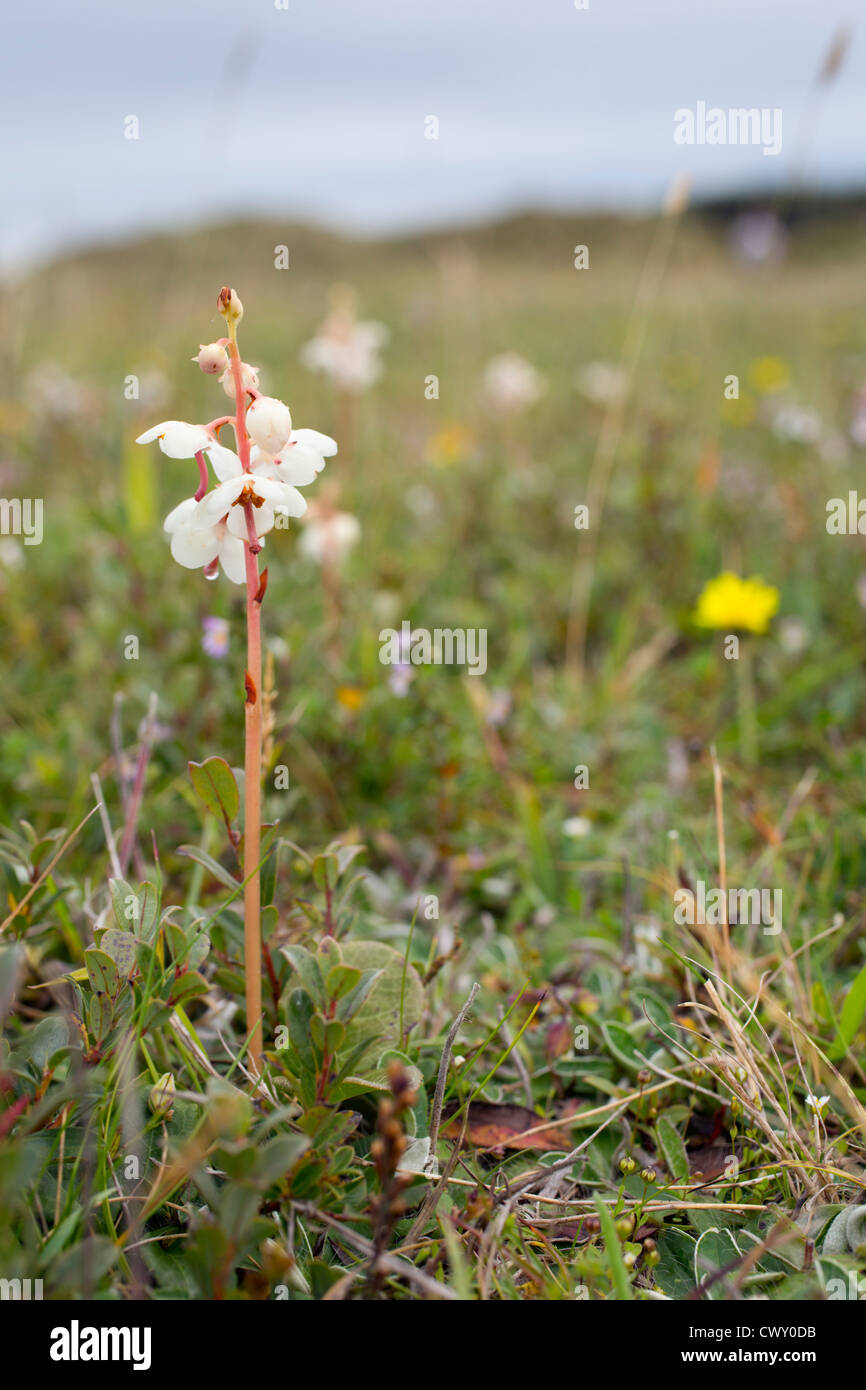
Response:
[201, 616, 229, 659]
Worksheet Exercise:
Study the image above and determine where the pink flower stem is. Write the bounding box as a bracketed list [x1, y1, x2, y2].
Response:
[193, 450, 209, 502]
[227, 331, 263, 1075]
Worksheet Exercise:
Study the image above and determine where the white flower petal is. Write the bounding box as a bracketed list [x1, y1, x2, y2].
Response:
[274, 447, 321, 487]
[246, 396, 293, 455]
[163, 497, 198, 533]
[249, 446, 280, 480]
[137, 420, 212, 458]
[226, 501, 275, 539]
[256, 477, 307, 517]
[205, 442, 243, 481]
[170, 526, 219, 569]
[291, 428, 338, 458]
[218, 533, 248, 585]
[195, 478, 245, 525]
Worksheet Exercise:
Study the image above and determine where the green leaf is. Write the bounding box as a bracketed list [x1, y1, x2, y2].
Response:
[312, 854, 338, 891]
[281, 945, 326, 1008]
[84, 948, 119, 998]
[108, 878, 159, 943]
[170, 971, 209, 1004]
[255, 1134, 311, 1186]
[21, 1015, 68, 1071]
[593, 1197, 633, 1300]
[178, 845, 240, 893]
[325, 964, 362, 1001]
[656, 1116, 690, 1183]
[189, 757, 239, 827]
[286, 988, 317, 1072]
[601, 1021, 646, 1074]
[831, 960, 866, 1058]
[0, 944, 26, 1023]
[260, 840, 281, 907]
[654, 1227, 698, 1298]
[100, 928, 138, 978]
[310, 1259, 346, 1299]
[109, 877, 137, 929]
[338, 941, 424, 1069]
[88, 993, 113, 1041]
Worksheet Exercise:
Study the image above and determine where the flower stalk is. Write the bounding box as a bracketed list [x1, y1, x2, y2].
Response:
[224, 316, 265, 1074]
[138, 286, 337, 1079]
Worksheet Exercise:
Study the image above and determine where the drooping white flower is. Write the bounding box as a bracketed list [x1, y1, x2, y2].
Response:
[164, 497, 265, 585]
[193, 453, 307, 532]
[250, 428, 337, 487]
[246, 396, 293, 455]
[219, 361, 260, 399]
[136, 420, 215, 459]
[482, 352, 545, 413]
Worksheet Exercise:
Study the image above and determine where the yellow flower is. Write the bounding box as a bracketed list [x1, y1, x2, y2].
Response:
[749, 356, 789, 394]
[693, 573, 779, 635]
[425, 425, 474, 467]
[336, 685, 365, 712]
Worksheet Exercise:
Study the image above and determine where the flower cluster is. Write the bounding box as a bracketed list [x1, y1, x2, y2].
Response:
[137, 293, 336, 583]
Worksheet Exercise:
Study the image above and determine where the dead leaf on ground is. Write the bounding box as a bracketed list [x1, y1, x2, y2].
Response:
[443, 1102, 576, 1152]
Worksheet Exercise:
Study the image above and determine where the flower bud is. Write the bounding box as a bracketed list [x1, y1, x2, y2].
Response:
[148, 1072, 176, 1119]
[247, 395, 293, 455]
[217, 286, 243, 324]
[193, 342, 229, 375]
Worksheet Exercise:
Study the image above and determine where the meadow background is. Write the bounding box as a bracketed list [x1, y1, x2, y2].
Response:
[2, 0, 866, 1304]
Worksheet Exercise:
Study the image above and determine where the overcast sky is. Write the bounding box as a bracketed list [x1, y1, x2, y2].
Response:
[2, 0, 863, 267]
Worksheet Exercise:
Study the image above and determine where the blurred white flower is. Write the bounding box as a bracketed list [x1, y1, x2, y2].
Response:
[26, 361, 90, 421]
[0, 538, 24, 570]
[299, 505, 360, 567]
[770, 401, 822, 445]
[301, 288, 388, 393]
[575, 360, 627, 406]
[486, 688, 512, 728]
[483, 352, 545, 413]
[778, 617, 808, 655]
[562, 816, 592, 838]
[849, 388, 866, 446]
